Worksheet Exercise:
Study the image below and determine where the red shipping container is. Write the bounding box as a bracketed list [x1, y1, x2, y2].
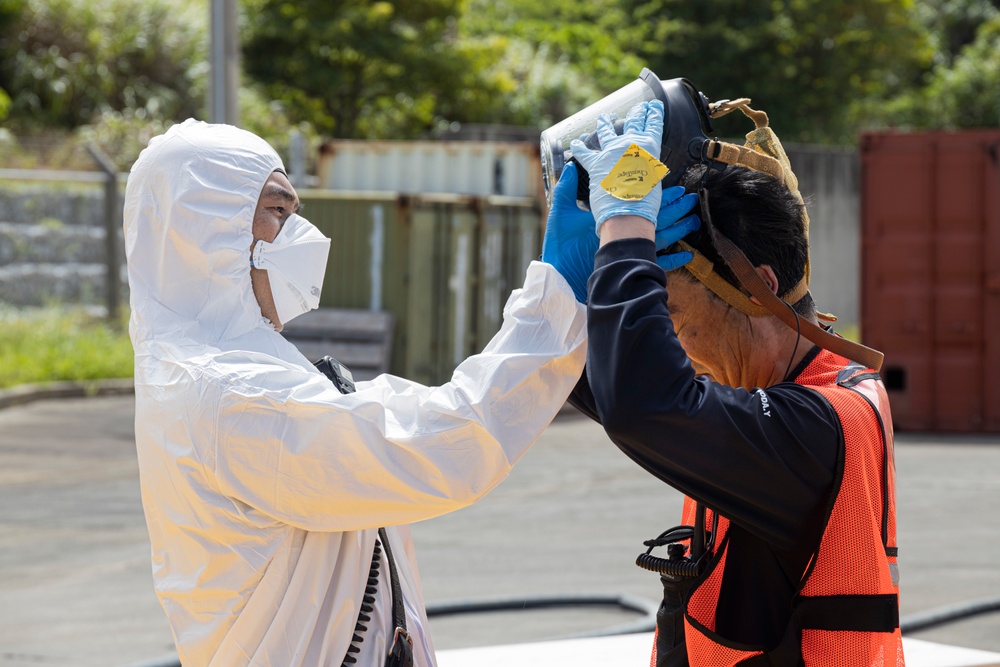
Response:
[860, 130, 1000, 432]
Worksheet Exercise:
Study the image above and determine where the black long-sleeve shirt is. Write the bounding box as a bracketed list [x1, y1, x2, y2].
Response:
[569, 238, 844, 648]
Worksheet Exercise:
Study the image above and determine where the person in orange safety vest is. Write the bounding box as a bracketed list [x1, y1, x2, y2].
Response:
[558, 99, 903, 666]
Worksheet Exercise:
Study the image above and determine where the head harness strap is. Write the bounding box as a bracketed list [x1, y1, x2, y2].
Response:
[673, 98, 883, 370]
[696, 188, 884, 372]
[680, 99, 812, 318]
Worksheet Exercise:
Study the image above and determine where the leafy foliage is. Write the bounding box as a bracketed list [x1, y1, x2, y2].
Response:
[623, 0, 934, 144]
[244, 0, 507, 138]
[0, 0, 204, 130]
[458, 0, 645, 128]
[1, 0, 998, 152]
[0, 0, 22, 121]
[858, 0, 1000, 130]
[916, 0, 1000, 64]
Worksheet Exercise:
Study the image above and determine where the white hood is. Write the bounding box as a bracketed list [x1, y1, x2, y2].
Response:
[125, 118, 286, 349]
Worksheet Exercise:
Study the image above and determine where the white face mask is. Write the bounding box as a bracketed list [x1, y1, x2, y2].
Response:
[251, 213, 332, 326]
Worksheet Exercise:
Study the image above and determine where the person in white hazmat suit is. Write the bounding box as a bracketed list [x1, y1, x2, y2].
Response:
[123, 119, 592, 667]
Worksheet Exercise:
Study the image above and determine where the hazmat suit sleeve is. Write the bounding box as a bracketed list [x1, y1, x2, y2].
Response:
[202, 261, 586, 532]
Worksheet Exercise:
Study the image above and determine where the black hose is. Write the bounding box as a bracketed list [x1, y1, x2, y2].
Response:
[900, 594, 1000, 634]
[120, 593, 658, 667]
[122, 592, 1000, 667]
[426, 593, 660, 639]
[120, 657, 181, 667]
[635, 552, 704, 578]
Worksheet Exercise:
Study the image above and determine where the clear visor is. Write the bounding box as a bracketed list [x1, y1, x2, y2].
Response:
[540, 78, 658, 206]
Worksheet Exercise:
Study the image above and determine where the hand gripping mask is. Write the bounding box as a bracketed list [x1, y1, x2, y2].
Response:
[251, 213, 332, 326]
[541, 68, 884, 372]
[540, 68, 809, 311]
[541, 68, 714, 209]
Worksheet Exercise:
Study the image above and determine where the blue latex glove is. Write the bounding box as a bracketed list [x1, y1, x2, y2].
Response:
[540, 162, 598, 303]
[570, 99, 665, 231]
[655, 185, 700, 272]
[542, 166, 702, 302]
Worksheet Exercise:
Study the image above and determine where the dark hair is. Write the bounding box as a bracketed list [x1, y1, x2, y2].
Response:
[680, 164, 814, 316]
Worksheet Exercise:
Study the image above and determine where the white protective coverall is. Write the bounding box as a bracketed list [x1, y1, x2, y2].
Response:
[124, 119, 588, 666]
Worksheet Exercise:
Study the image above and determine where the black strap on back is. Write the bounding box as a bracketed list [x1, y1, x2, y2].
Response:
[379, 527, 414, 667]
[340, 539, 380, 666]
[738, 594, 899, 666]
[316, 356, 413, 667]
[795, 594, 899, 632]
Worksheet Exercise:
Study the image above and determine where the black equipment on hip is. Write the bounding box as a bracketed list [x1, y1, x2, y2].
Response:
[317, 356, 414, 667]
[636, 503, 718, 580]
[314, 355, 356, 394]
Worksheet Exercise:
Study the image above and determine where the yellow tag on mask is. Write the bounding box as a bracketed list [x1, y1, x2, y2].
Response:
[599, 143, 669, 200]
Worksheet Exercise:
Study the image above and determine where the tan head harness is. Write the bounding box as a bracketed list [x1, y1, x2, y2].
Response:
[675, 99, 884, 372]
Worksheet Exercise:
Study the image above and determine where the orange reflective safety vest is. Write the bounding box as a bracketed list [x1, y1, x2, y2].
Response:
[652, 350, 903, 666]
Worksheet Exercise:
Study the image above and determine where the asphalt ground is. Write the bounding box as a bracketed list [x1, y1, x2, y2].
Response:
[1, 394, 999, 667]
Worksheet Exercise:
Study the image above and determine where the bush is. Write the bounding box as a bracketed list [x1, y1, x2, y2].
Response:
[0, 306, 133, 388]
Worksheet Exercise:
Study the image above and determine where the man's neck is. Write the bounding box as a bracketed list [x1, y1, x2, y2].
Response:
[706, 316, 818, 390]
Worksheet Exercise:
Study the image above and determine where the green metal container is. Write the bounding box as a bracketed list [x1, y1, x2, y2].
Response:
[299, 189, 542, 385]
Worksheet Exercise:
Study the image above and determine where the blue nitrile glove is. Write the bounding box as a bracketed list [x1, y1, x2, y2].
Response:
[655, 185, 700, 272]
[542, 166, 701, 301]
[540, 162, 598, 303]
[570, 99, 665, 231]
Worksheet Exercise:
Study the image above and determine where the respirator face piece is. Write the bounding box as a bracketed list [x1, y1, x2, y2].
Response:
[251, 213, 331, 326]
[541, 68, 810, 316]
[540, 68, 715, 208]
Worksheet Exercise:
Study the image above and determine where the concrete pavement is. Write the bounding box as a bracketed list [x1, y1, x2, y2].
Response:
[1, 395, 999, 666]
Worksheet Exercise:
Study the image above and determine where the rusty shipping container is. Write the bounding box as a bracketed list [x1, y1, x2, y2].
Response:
[860, 130, 1000, 432]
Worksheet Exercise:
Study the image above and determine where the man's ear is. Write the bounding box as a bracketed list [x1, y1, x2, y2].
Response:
[749, 264, 780, 304]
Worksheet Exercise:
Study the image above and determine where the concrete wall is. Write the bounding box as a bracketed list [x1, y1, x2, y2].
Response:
[786, 145, 860, 330]
[0, 183, 126, 309]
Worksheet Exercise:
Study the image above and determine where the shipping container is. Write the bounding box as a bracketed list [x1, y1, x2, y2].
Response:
[316, 140, 542, 199]
[860, 130, 1000, 432]
[298, 189, 541, 385]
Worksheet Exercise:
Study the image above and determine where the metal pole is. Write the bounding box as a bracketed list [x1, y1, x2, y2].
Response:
[209, 0, 240, 125]
[288, 129, 306, 189]
[85, 144, 120, 322]
[369, 204, 384, 312]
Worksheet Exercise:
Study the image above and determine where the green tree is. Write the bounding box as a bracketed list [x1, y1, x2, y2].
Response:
[915, 0, 1000, 64]
[0, 0, 204, 131]
[859, 0, 1000, 129]
[463, 0, 645, 86]
[0, 0, 23, 121]
[623, 0, 933, 144]
[919, 14, 1000, 127]
[243, 0, 510, 139]
[459, 0, 646, 128]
